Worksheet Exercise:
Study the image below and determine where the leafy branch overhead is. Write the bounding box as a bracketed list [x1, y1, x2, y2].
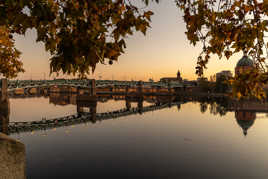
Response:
[0, 26, 24, 78]
[176, 0, 268, 75]
[175, 0, 268, 98]
[0, 0, 157, 78]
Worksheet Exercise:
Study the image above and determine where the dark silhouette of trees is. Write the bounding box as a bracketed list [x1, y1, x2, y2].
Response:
[215, 75, 230, 93]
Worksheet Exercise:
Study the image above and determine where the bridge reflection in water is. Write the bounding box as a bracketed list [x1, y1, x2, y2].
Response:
[6, 93, 182, 134]
[1, 93, 268, 137]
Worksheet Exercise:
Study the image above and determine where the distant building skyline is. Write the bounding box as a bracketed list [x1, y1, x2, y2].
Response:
[11, 0, 241, 81]
[160, 70, 182, 83]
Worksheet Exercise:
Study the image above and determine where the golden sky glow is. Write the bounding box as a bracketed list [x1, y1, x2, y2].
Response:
[13, 1, 241, 81]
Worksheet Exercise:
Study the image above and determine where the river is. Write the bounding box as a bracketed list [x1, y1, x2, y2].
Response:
[6, 95, 268, 178]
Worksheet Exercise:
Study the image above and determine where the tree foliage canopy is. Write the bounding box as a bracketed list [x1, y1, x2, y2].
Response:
[0, 0, 268, 98]
[175, 0, 268, 99]
[1, 0, 158, 77]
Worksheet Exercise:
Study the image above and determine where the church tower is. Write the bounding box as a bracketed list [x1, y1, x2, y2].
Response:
[177, 70, 182, 82]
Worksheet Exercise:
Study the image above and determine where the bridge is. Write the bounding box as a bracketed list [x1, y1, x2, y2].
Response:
[5, 78, 186, 98]
[7, 79, 179, 89]
[7, 79, 96, 97]
[7, 101, 183, 135]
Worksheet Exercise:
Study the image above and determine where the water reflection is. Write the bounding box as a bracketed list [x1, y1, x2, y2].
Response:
[235, 111, 256, 136]
[4, 93, 268, 138]
[198, 97, 229, 116]
[5, 94, 268, 178]
[198, 99, 259, 136]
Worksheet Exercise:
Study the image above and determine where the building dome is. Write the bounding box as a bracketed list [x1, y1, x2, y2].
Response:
[236, 56, 253, 68]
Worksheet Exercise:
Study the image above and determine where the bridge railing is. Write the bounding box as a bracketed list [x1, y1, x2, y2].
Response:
[7, 79, 186, 95]
[7, 79, 95, 89]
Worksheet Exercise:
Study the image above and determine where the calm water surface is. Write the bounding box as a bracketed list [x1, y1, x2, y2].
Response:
[8, 97, 268, 178]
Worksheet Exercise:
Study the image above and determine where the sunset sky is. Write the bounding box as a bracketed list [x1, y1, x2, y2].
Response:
[14, 0, 242, 81]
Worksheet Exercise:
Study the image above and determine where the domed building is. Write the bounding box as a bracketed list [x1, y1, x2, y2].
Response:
[235, 56, 254, 75]
[235, 111, 256, 136]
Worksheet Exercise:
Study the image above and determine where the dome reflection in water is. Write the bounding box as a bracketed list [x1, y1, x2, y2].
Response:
[235, 111, 256, 136]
